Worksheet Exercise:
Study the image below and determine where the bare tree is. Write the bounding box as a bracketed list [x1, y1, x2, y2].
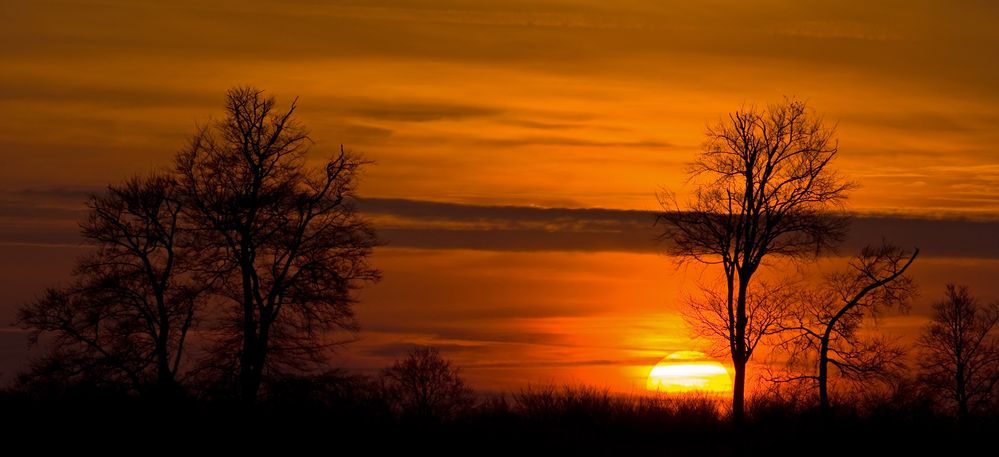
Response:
[685, 279, 795, 370]
[17, 175, 205, 397]
[775, 243, 918, 415]
[380, 347, 473, 421]
[176, 87, 380, 404]
[918, 285, 999, 425]
[658, 98, 851, 423]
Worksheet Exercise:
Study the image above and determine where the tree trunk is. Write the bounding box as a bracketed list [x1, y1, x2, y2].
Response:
[732, 275, 749, 425]
[818, 333, 830, 417]
[239, 295, 259, 404]
[154, 292, 176, 400]
[732, 356, 746, 424]
[240, 347, 265, 404]
[155, 342, 175, 399]
[237, 242, 262, 404]
[239, 329, 260, 404]
[239, 306, 273, 405]
[956, 362, 968, 426]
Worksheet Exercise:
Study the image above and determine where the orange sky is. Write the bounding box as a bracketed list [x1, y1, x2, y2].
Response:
[2, 1, 999, 392]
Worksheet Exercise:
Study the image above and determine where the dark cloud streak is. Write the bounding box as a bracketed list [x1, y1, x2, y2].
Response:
[2, 191, 998, 258]
[360, 198, 999, 258]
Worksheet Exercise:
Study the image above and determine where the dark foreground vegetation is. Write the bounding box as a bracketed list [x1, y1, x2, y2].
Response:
[1, 377, 994, 455]
[2, 348, 996, 456]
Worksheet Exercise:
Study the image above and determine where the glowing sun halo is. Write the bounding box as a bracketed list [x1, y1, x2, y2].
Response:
[647, 351, 732, 393]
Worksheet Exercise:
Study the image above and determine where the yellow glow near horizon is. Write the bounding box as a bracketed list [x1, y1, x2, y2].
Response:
[646, 351, 732, 393]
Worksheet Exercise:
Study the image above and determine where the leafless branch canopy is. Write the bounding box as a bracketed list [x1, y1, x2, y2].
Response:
[685, 279, 796, 361]
[380, 347, 473, 421]
[917, 285, 999, 421]
[17, 175, 208, 393]
[176, 86, 380, 401]
[658, 98, 852, 269]
[771, 242, 918, 409]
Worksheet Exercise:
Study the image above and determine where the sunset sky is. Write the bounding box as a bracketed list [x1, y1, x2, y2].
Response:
[2, 0, 999, 392]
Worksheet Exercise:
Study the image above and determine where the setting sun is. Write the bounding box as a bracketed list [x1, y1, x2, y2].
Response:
[647, 352, 732, 394]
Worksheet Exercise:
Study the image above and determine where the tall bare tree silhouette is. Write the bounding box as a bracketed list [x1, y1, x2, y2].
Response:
[775, 242, 918, 415]
[918, 285, 999, 425]
[18, 175, 206, 397]
[176, 87, 380, 404]
[658, 98, 851, 423]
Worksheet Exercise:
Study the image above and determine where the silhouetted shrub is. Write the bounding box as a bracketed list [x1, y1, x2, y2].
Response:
[380, 347, 473, 422]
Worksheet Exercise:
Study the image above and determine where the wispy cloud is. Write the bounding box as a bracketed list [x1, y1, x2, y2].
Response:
[338, 100, 502, 123]
[469, 137, 673, 149]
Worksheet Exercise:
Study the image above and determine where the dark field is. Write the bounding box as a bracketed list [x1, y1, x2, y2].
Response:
[2, 377, 992, 456]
